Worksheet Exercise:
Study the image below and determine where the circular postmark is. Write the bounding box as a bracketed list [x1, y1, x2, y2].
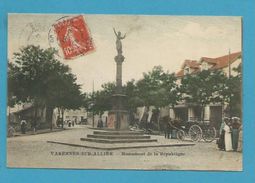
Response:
[19, 22, 45, 46]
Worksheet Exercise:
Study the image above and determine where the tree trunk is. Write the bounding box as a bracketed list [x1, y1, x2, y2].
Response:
[157, 108, 161, 131]
[144, 106, 149, 130]
[201, 105, 205, 121]
[61, 108, 65, 128]
[46, 106, 54, 130]
[33, 104, 38, 133]
[57, 107, 61, 117]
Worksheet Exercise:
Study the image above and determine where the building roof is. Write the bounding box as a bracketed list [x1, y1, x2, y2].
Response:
[175, 70, 184, 77]
[212, 51, 242, 69]
[200, 51, 242, 69]
[175, 51, 242, 78]
[200, 57, 217, 64]
[181, 60, 200, 69]
[176, 60, 200, 77]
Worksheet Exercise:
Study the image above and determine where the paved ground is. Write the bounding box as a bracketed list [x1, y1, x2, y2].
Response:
[12, 128, 64, 137]
[7, 125, 242, 171]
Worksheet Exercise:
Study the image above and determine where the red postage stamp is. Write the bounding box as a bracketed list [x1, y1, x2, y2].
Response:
[53, 15, 94, 59]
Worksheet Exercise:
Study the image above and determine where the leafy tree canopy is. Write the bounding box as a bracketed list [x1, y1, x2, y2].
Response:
[181, 70, 228, 107]
[8, 45, 83, 110]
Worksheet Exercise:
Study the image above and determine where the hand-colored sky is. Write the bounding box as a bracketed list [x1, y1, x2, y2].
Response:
[8, 14, 241, 93]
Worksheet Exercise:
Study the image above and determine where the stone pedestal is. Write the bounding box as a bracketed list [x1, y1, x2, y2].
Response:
[108, 54, 129, 130]
[107, 110, 129, 130]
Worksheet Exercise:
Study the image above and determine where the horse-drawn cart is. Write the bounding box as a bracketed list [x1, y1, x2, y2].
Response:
[172, 119, 216, 142]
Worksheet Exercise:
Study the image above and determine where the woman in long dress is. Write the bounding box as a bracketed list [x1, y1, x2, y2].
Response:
[224, 121, 233, 151]
[237, 124, 243, 152]
[231, 117, 241, 151]
[218, 118, 226, 150]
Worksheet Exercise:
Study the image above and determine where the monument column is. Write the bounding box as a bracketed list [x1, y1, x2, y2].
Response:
[107, 28, 129, 130]
[115, 55, 124, 92]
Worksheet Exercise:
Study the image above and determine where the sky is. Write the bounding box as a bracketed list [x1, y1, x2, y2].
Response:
[8, 14, 242, 93]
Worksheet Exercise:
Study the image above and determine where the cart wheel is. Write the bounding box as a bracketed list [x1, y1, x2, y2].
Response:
[188, 124, 202, 142]
[203, 126, 216, 142]
[177, 130, 185, 141]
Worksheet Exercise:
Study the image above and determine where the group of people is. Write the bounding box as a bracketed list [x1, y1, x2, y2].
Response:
[218, 117, 242, 152]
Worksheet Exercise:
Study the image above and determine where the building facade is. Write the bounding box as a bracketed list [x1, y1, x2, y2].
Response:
[63, 108, 87, 124]
[172, 51, 242, 128]
[8, 103, 52, 130]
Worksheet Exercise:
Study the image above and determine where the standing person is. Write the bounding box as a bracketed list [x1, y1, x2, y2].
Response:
[56, 116, 61, 127]
[231, 117, 241, 151]
[100, 118, 103, 128]
[20, 119, 27, 134]
[168, 118, 173, 139]
[218, 117, 227, 150]
[171, 119, 181, 139]
[68, 120, 72, 127]
[97, 118, 103, 128]
[224, 119, 233, 151]
[237, 120, 243, 152]
[164, 119, 170, 139]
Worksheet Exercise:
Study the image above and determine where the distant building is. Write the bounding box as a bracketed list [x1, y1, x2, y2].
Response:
[63, 108, 87, 124]
[8, 103, 52, 130]
[172, 51, 242, 127]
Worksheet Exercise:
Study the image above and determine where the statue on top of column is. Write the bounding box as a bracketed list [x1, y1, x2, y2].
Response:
[113, 28, 126, 55]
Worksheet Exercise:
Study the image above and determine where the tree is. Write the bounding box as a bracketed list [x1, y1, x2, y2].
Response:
[48, 73, 84, 128]
[123, 80, 143, 124]
[8, 45, 83, 129]
[137, 66, 167, 107]
[161, 71, 182, 108]
[136, 66, 179, 130]
[87, 82, 115, 116]
[180, 70, 228, 120]
[8, 62, 19, 107]
[221, 64, 242, 117]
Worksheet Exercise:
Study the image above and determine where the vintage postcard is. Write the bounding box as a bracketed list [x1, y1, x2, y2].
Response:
[7, 14, 242, 170]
